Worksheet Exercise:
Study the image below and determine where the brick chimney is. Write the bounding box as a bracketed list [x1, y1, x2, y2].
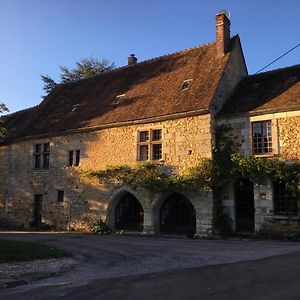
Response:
[216, 11, 231, 57]
[128, 54, 138, 66]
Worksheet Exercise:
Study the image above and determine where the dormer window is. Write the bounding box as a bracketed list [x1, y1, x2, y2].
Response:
[181, 79, 193, 91]
[112, 94, 126, 105]
[70, 104, 79, 112]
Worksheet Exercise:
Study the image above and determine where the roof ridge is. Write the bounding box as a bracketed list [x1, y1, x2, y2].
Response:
[3, 105, 39, 117]
[51, 39, 224, 90]
[250, 63, 300, 79]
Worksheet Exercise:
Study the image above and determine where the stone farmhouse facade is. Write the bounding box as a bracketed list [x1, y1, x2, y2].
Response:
[0, 12, 299, 235]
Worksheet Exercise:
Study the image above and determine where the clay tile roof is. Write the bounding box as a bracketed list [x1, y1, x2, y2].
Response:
[2, 36, 238, 141]
[219, 64, 300, 116]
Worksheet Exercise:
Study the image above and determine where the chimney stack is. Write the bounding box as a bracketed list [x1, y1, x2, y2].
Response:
[128, 54, 138, 66]
[216, 11, 231, 57]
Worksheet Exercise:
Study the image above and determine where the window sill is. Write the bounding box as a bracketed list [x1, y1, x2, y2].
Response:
[253, 153, 276, 158]
[137, 160, 165, 164]
[32, 168, 49, 172]
[271, 215, 299, 220]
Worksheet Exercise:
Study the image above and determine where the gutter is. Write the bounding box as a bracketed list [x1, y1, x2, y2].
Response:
[217, 105, 300, 120]
[0, 108, 210, 145]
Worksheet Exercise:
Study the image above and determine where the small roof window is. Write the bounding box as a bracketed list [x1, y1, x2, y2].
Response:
[70, 104, 79, 112]
[112, 94, 126, 105]
[181, 79, 193, 91]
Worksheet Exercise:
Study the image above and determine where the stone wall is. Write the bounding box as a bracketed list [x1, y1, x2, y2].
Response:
[0, 113, 213, 234]
[217, 111, 300, 232]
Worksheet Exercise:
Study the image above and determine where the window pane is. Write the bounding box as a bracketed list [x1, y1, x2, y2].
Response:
[57, 190, 64, 202]
[152, 144, 162, 160]
[139, 131, 149, 142]
[68, 151, 74, 166]
[252, 121, 272, 154]
[274, 182, 298, 215]
[35, 144, 41, 153]
[139, 145, 149, 161]
[43, 143, 50, 153]
[35, 154, 41, 169]
[152, 129, 162, 141]
[43, 154, 49, 168]
[75, 150, 80, 166]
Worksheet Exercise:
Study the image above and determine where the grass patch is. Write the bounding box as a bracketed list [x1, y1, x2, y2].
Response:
[0, 239, 72, 263]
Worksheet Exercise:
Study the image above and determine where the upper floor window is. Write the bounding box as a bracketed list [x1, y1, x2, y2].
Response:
[138, 129, 162, 161]
[34, 143, 50, 169]
[68, 150, 80, 167]
[273, 182, 298, 216]
[252, 121, 272, 155]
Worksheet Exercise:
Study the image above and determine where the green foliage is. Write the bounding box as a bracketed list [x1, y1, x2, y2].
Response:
[0, 239, 71, 263]
[83, 124, 300, 237]
[41, 57, 114, 95]
[91, 218, 111, 235]
[83, 160, 213, 194]
[211, 124, 300, 237]
[0, 102, 8, 137]
[257, 225, 300, 241]
[41, 74, 57, 94]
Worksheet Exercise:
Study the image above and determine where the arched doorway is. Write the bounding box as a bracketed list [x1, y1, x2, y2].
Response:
[160, 193, 196, 235]
[115, 193, 144, 231]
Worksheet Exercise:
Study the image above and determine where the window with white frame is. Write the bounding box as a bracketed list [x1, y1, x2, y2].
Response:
[34, 143, 50, 169]
[138, 129, 162, 161]
[252, 120, 273, 154]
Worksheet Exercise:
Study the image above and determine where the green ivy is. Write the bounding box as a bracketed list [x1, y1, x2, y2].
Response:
[82, 124, 300, 236]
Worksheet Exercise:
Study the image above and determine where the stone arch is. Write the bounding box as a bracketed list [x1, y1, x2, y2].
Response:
[152, 191, 196, 235]
[106, 187, 145, 232]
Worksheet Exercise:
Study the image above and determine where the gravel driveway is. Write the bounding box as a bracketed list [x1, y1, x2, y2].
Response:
[1, 232, 300, 287]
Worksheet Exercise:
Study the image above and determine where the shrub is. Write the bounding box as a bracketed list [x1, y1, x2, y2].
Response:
[91, 218, 111, 235]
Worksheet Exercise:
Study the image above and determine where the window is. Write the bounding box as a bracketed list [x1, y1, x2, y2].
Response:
[112, 94, 126, 105]
[57, 190, 64, 202]
[34, 143, 50, 169]
[70, 104, 79, 112]
[138, 129, 162, 161]
[181, 79, 193, 90]
[68, 150, 80, 166]
[252, 121, 272, 154]
[273, 182, 298, 216]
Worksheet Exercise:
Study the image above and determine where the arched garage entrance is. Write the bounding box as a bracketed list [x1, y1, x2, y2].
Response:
[115, 193, 144, 231]
[160, 193, 196, 235]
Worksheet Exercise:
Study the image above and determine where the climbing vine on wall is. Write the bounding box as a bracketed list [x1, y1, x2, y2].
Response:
[82, 160, 213, 194]
[82, 124, 300, 236]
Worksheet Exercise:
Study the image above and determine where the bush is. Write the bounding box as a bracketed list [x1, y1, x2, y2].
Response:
[91, 218, 111, 235]
[257, 225, 300, 241]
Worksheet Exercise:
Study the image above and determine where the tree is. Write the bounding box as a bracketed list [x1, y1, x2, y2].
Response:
[41, 57, 114, 95]
[0, 102, 9, 137]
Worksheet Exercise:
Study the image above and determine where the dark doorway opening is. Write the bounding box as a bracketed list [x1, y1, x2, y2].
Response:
[235, 178, 254, 233]
[115, 193, 144, 231]
[160, 193, 196, 235]
[33, 194, 43, 226]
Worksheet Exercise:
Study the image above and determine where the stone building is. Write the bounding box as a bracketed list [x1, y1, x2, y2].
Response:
[217, 66, 300, 232]
[0, 12, 299, 235]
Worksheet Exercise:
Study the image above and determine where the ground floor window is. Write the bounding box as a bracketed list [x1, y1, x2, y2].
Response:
[273, 182, 298, 216]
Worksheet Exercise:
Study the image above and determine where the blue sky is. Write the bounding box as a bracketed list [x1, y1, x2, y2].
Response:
[0, 0, 300, 113]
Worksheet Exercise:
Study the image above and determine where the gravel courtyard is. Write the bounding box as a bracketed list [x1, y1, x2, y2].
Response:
[1, 232, 300, 286]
